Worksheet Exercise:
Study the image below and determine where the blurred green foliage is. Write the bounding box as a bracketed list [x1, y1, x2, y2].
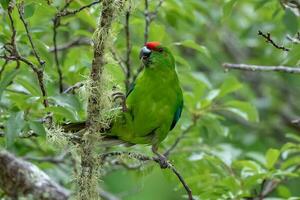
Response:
[0, 0, 299, 199]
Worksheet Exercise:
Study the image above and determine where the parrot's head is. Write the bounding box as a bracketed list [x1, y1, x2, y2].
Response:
[139, 42, 175, 69]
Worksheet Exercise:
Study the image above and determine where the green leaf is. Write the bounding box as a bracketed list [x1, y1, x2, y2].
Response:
[0, 0, 10, 9]
[277, 185, 291, 198]
[224, 100, 259, 122]
[283, 9, 299, 34]
[223, 0, 238, 18]
[219, 76, 242, 97]
[205, 89, 220, 101]
[0, 69, 19, 99]
[24, 3, 36, 19]
[29, 121, 46, 136]
[45, 106, 78, 121]
[175, 40, 211, 57]
[265, 148, 280, 169]
[15, 76, 41, 96]
[5, 111, 25, 147]
[285, 133, 300, 143]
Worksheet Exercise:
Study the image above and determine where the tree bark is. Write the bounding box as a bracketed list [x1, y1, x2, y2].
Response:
[0, 150, 70, 200]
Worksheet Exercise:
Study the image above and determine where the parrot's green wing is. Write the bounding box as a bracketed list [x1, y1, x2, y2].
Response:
[170, 100, 183, 130]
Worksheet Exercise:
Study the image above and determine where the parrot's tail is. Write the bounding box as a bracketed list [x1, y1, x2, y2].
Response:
[61, 121, 134, 147]
[62, 121, 87, 132]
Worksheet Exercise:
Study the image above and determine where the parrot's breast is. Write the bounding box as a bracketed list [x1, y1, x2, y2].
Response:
[126, 68, 182, 142]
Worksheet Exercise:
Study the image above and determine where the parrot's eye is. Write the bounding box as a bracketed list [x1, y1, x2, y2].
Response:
[157, 48, 163, 52]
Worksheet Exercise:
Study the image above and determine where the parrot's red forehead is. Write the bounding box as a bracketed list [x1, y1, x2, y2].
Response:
[145, 41, 161, 50]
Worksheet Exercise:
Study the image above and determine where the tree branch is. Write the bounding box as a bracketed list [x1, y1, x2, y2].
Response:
[223, 63, 300, 74]
[0, 150, 70, 200]
[78, 0, 123, 199]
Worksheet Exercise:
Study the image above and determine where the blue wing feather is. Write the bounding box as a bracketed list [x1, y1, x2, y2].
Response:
[170, 100, 183, 130]
[126, 83, 135, 97]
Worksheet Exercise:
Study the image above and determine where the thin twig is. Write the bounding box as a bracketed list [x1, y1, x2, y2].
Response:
[223, 63, 300, 74]
[134, 0, 164, 81]
[0, 60, 8, 79]
[168, 164, 193, 200]
[53, 17, 63, 93]
[100, 151, 194, 200]
[51, 0, 101, 93]
[51, 0, 77, 93]
[286, 33, 300, 44]
[144, 0, 150, 43]
[16, 3, 49, 107]
[125, 3, 132, 90]
[49, 38, 91, 52]
[258, 30, 290, 52]
[292, 119, 300, 125]
[56, 0, 102, 17]
[110, 47, 127, 76]
[17, 3, 45, 66]
[164, 123, 195, 157]
[144, 0, 164, 43]
[63, 82, 84, 93]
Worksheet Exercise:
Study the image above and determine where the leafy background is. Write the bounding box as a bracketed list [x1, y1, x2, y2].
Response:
[0, 0, 300, 199]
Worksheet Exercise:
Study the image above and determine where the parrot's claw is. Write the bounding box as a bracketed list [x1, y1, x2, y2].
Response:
[152, 145, 169, 169]
[155, 154, 169, 169]
[112, 92, 127, 112]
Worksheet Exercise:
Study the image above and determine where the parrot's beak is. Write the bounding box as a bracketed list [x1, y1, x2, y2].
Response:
[139, 46, 152, 60]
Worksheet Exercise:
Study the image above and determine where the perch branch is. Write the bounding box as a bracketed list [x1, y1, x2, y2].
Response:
[223, 63, 300, 74]
[100, 151, 194, 200]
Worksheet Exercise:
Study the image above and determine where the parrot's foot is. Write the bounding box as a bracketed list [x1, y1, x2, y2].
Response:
[152, 146, 169, 169]
[112, 92, 127, 112]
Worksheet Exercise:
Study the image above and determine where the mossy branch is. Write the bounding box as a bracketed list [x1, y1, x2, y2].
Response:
[77, 0, 125, 199]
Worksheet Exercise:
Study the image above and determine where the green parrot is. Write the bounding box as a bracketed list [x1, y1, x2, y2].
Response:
[65, 42, 183, 163]
[109, 42, 183, 156]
